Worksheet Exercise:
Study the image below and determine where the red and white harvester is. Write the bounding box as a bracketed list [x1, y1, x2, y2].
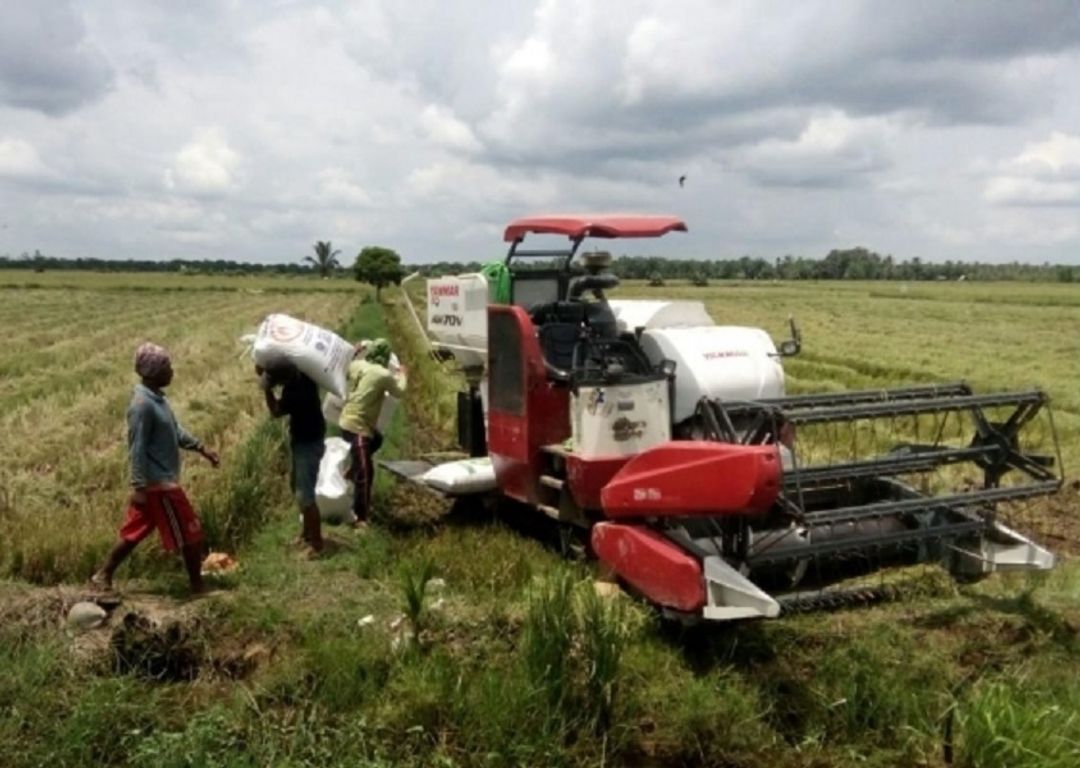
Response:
[386, 215, 1064, 621]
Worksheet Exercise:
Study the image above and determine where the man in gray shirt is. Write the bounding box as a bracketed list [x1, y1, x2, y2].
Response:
[91, 343, 220, 594]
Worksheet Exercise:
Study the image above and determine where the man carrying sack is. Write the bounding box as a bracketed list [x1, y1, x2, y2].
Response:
[259, 362, 326, 555]
[338, 338, 405, 529]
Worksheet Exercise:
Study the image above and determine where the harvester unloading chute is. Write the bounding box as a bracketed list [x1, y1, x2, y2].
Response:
[385, 214, 1065, 623]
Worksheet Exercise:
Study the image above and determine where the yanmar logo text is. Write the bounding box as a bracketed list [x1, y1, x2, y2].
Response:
[703, 350, 749, 360]
[429, 284, 460, 306]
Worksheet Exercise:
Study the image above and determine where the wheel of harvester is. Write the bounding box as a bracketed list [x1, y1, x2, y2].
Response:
[558, 523, 588, 561]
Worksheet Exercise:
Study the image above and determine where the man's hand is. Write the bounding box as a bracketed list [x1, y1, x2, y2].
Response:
[130, 487, 148, 508]
[200, 448, 221, 468]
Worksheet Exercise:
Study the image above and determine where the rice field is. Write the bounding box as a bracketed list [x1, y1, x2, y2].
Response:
[0, 274, 360, 582]
[0, 274, 1077, 768]
[615, 280, 1080, 469]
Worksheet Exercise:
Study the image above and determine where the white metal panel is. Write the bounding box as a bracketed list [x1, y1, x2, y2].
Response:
[639, 326, 786, 423]
[607, 299, 714, 332]
[426, 274, 488, 369]
[571, 379, 671, 458]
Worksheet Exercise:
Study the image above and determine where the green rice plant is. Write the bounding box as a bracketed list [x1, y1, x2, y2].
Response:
[576, 583, 631, 733]
[955, 678, 1080, 768]
[807, 622, 948, 749]
[352, 525, 396, 579]
[374, 648, 461, 747]
[199, 418, 288, 550]
[303, 628, 394, 712]
[45, 676, 165, 766]
[400, 558, 436, 642]
[452, 663, 556, 766]
[521, 570, 576, 717]
[128, 706, 255, 768]
[401, 525, 543, 598]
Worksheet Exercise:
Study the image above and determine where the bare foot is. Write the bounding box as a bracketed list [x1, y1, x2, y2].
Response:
[89, 571, 114, 592]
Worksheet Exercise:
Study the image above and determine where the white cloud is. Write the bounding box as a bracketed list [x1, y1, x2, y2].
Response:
[316, 168, 372, 207]
[985, 213, 1079, 246]
[164, 128, 240, 195]
[986, 131, 1080, 206]
[733, 112, 894, 187]
[985, 177, 1080, 206]
[420, 104, 482, 153]
[406, 158, 559, 208]
[1010, 131, 1080, 179]
[0, 138, 47, 179]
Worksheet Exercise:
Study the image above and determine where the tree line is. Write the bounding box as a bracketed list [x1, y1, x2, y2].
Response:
[416, 247, 1079, 283]
[3, 245, 1077, 283]
[0, 250, 312, 276]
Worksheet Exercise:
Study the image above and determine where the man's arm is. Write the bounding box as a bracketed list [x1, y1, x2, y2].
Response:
[261, 372, 284, 417]
[386, 370, 407, 399]
[175, 422, 202, 452]
[176, 421, 220, 467]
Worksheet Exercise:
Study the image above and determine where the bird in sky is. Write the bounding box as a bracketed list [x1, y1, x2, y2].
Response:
[678, 174, 687, 188]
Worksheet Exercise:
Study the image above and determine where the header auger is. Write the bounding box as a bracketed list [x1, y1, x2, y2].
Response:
[384, 215, 1064, 623]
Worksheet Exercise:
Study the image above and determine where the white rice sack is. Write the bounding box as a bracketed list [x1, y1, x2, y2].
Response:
[315, 437, 356, 524]
[376, 395, 399, 434]
[422, 457, 497, 496]
[253, 314, 355, 398]
[322, 393, 344, 425]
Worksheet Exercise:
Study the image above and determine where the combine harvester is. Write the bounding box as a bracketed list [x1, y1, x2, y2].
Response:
[385, 215, 1064, 621]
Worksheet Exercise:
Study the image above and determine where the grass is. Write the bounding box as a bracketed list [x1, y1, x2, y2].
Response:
[0, 275, 1077, 767]
[955, 676, 1080, 768]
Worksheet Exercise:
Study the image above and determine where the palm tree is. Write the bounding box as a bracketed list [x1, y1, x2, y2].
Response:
[304, 241, 341, 278]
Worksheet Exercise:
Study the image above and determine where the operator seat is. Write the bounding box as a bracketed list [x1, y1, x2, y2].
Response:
[537, 323, 580, 372]
[531, 301, 585, 377]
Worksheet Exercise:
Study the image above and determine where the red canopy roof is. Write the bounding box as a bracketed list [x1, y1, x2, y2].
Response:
[503, 215, 688, 242]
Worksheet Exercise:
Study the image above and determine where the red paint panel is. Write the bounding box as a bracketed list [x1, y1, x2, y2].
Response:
[601, 442, 780, 518]
[504, 215, 688, 242]
[487, 305, 570, 505]
[565, 454, 630, 510]
[591, 522, 705, 612]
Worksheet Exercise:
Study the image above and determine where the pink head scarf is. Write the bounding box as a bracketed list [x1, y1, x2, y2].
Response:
[134, 342, 171, 380]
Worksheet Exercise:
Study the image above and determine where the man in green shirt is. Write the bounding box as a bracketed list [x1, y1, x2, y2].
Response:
[339, 338, 406, 528]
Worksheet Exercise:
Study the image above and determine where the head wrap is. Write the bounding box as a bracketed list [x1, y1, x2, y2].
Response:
[134, 342, 171, 380]
[364, 338, 392, 368]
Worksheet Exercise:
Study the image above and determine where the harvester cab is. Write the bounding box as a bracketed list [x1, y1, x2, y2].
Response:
[386, 215, 1064, 623]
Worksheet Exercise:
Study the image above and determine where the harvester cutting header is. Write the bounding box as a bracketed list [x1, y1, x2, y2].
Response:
[386, 215, 1064, 622]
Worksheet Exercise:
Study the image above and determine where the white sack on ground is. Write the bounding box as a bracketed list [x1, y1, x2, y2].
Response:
[315, 437, 356, 524]
[252, 314, 354, 398]
[422, 457, 497, 496]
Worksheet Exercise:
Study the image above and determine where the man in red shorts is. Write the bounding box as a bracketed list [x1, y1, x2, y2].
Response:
[91, 342, 220, 594]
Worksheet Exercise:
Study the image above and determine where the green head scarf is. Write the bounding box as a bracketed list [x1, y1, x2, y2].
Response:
[365, 338, 392, 368]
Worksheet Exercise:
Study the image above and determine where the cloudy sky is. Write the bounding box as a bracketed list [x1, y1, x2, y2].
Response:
[2, 0, 1079, 265]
